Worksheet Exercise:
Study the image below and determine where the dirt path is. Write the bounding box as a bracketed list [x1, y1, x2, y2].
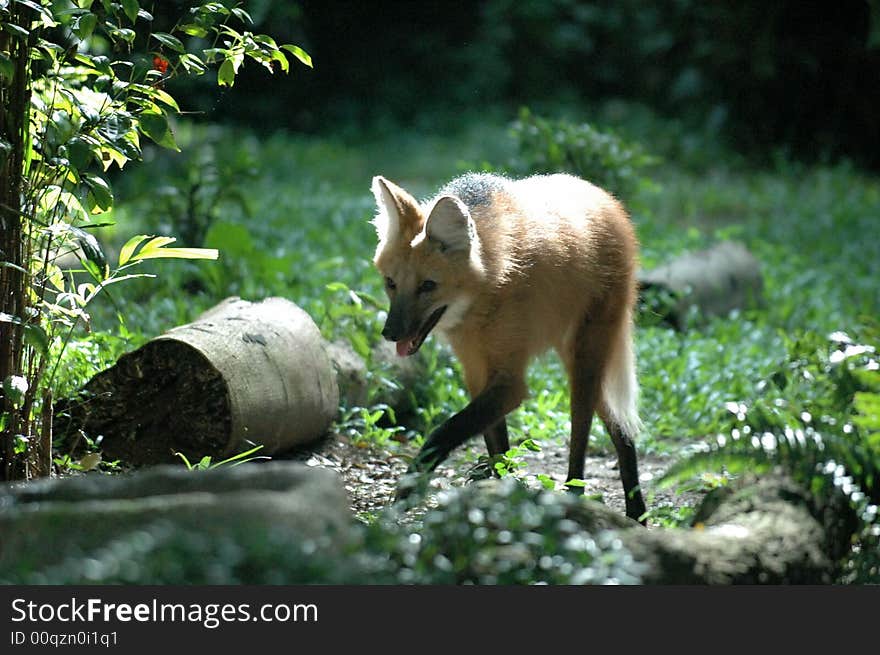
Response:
[291, 433, 702, 526]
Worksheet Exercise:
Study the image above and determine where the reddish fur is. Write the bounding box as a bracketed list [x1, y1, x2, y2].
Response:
[372, 173, 646, 521]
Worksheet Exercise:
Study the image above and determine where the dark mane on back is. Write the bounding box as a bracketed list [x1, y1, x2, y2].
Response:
[438, 173, 511, 211]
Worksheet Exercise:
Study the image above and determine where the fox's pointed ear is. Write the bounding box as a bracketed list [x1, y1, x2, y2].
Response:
[425, 196, 476, 253]
[371, 176, 422, 243]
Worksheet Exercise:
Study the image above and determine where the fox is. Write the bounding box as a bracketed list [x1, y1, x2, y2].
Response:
[370, 172, 647, 523]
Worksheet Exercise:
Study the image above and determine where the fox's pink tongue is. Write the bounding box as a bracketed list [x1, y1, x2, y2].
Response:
[396, 339, 414, 357]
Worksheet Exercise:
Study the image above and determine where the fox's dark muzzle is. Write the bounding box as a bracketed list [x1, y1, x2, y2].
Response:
[381, 322, 400, 341]
[381, 299, 413, 342]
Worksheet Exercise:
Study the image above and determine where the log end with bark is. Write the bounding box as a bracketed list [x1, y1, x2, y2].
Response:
[56, 297, 339, 466]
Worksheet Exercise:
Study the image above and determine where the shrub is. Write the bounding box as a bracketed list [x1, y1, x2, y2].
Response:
[509, 107, 658, 201]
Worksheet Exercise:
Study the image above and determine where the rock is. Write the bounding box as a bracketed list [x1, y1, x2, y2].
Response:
[370, 339, 426, 417]
[0, 462, 356, 584]
[619, 474, 847, 584]
[325, 338, 426, 417]
[326, 340, 370, 408]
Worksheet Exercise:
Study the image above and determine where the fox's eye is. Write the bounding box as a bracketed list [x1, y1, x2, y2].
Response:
[417, 279, 437, 294]
[385, 276, 396, 291]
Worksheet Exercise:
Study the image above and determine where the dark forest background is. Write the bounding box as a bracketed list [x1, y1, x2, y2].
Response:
[159, 0, 880, 169]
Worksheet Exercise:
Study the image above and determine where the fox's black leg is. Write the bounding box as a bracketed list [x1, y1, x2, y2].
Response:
[600, 410, 647, 525]
[463, 418, 511, 482]
[563, 319, 605, 494]
[483, 418, 510, 457]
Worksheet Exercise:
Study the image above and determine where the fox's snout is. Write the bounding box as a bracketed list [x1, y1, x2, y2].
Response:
[380, 317, 401, 342]
[380, 323, 396, 341]
[381, 299, 413, 342]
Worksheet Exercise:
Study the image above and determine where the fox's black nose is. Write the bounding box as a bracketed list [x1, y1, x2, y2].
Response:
[381, 323, 398, 341]
[382, 302, 407, 341]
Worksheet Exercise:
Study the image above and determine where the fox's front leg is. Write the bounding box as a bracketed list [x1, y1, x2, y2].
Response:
[396, 375, 525, 498]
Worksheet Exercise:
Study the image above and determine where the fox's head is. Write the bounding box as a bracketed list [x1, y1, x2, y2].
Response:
[370, 175, 484, 357]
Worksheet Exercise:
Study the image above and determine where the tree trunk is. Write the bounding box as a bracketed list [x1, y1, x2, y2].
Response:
[0, 6, 33, 481]
[56, 297, 339, 466]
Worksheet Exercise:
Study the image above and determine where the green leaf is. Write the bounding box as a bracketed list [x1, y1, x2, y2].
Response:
[150, 87, 180, 113]
[74, 53, 112, 75]
[82, 173, 113, 212]
[270, 49, 289, 73]
[139, 236, 177, 252]
[213, 445, 266, 468]
[151, 32, 185, 54]
[131, 247, 219, 261]
[91, 273, 154, 290]
[72, 12, 97, 40]
[121, 0, 138, 23]
[23, 322, 49, 355]
[204, 221, 253, 257]
[126, 235, 218, 262]
[217, 58, 235, 86]
[349, 330, 370, 359]
[69, 224, 108, 272]
[138, 110, 179, 151]
[536, 474, 556, 490]
[3, 23, 30, 39]
[281, 44, 312, 68]
[65, 137, 92, 169]
[110, 26, 136, 44]
[118, 234, 150, 266]
[16, 0, 55, 27]
[231, 7, 253, 24]
[180, 23, 209, 38]
[178, 53, 207, 74]
[0, 261, 28, 275]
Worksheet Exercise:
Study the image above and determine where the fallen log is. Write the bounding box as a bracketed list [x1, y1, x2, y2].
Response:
[638, 240, 763, 329]
[614, 473, 854, 583]
[56, 297, 338, 466]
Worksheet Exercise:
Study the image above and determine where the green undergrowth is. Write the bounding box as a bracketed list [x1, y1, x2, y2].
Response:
[57, 107, 878, 490]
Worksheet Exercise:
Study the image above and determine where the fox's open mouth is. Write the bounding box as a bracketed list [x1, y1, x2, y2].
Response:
[396, 306, 447, 357]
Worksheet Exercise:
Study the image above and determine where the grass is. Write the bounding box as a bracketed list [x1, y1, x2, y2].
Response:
[58, 106, 880, 477]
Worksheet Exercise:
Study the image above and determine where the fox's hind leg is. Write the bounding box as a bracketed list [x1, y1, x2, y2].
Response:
[599, 406, 647, 524]
[562, 315, 646, 524]
[560, 318, 607, 491]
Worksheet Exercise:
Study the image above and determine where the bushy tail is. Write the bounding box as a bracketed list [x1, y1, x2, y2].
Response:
[601, 311, 642, 437]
